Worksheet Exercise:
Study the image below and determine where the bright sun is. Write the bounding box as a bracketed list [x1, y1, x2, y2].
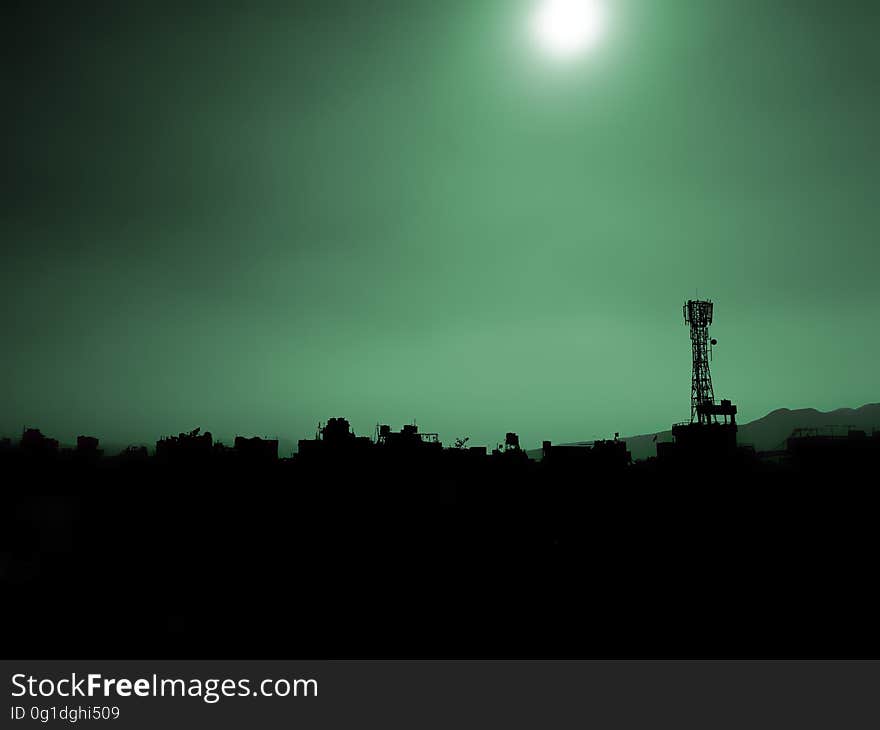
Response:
[531, 0, 607, 61]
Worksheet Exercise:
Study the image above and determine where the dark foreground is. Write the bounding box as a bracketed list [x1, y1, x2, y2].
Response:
[2, 447, 876, 659]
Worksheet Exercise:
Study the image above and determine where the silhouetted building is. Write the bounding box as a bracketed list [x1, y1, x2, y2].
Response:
[156, 427, 213, 463]
[234, 436, 278, 463]
[665, 420, 738, 464]
[20, 428, 59, 455]
[297, 418, 372, 460]
[120, 445, 149, 462]
[73, 435, 102, 463]
[592, 436, 631, 469]
[491, 432, 530, 466]
[541, 435, 630, 471]
[322, 418, 356, 445]
[376, 423, 441, 451]
[77, 435, 99, 452]
[785, 426, 879, 472]
[541, 441, 591, 465]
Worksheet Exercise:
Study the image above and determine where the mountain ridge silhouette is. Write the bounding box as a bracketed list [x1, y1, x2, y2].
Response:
[528, 402, 880, 461]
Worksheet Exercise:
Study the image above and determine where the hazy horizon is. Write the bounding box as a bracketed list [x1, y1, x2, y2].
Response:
[6, 399, 879, 456]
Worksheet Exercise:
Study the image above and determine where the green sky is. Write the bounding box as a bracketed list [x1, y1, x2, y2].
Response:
[3, 0, 878, 451]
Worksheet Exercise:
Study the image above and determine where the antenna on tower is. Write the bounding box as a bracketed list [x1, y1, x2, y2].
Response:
[682, 299, 737, 428]
[683, 299, 716, 425]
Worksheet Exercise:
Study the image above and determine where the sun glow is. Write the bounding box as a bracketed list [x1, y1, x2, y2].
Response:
[530, 0, 608, 61]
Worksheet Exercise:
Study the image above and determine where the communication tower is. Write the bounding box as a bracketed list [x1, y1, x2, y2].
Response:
[683, 299, 736, 426]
